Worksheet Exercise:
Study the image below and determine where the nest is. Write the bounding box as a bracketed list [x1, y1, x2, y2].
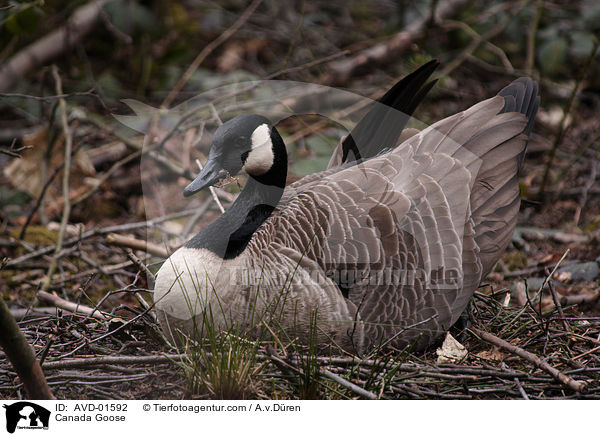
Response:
[1, 285, 598, 399]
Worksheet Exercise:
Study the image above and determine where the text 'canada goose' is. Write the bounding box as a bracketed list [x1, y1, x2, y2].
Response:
[153, 60, 540, 353]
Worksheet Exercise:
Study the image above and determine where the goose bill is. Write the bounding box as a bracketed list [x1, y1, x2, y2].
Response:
[183, 158, 228, 197]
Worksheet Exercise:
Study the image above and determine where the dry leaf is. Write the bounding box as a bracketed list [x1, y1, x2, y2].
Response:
[3, 127, 95, 214]
[436, 332, 468, 364]
[475, 347, 505, 362]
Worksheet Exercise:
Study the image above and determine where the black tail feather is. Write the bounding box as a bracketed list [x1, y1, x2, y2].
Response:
[341, 60, 439, 163]
[498, 77, 540, 168]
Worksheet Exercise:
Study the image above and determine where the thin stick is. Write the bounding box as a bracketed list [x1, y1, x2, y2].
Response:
[470, 327, 587, 393]
[319, 368, 378, 400]
[106, 233, 169, 257]
[6, 210, 197, 268]
[439, 11, 520, 78]
[444, 20, 514, 71]
[162, 0, 263, 107]
[125, 249, 155, 282]
[42, 353, 185, 370]
[501, 249, 570, 336]
[37, 290, 109, 321]
[547, 280, 569, 332]
[125, 250, 158, 323]
[41, 66, 73, 291]
[513, 377, 529, 400]
[195, 159, 225, 213]
[571, 344, 600, 362]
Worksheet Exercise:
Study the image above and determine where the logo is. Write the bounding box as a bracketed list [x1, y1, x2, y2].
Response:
[3, 402, 50, 434]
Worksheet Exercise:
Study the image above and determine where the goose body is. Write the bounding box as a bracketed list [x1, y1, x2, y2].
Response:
[154, 62, 539, 353]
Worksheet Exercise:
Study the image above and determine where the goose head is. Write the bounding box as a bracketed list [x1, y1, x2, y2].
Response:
[184, 114, 287, 197]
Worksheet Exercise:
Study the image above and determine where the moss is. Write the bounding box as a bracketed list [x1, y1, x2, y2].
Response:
[505, 251, 528, 271]
[10, 226, 58, 247]
[582, 215, 600, 232]
[80, 199, 122, 221]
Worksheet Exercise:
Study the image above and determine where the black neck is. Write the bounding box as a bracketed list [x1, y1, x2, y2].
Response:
[184, 128, 287, 259]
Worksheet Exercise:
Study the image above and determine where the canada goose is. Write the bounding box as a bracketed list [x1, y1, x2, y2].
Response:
[154, 61, 539, 353]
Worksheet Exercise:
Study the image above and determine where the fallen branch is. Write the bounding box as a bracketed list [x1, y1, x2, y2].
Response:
[470, 327, 587, 393]
[0, 299, 54, 399]
[42, 354, 184, 370]
[560, 292, 600, 307]
[9, 307, 62, 321]
[6, 210, 195, 268]
[0, 0, 112, 93]
[323, 0, 470, 84]
[37, 290, 110, 321]
[106, 233, 169, 258]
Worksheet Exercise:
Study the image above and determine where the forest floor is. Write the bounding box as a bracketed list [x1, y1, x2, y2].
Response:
[1, 0, 600, 399]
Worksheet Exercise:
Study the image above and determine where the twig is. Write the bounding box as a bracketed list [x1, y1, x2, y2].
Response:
[319, 368, 378, 400]
[181, 199, 212, 239]
[124, 250, 158, 323]
[513, 377, 529, 400]
[438, 10, 520, 78]
[33, 260, 135, 287]
[41, 66, 73, 292]
[79, 253, 125, 288]
[9, 307, 62, 321]
[264, 50, 350, 79]
[266, 347, 375, 399]
[547, 280, 569, 332]
[0, 89, 98, 101]
[195, 159, 225, 214]
[125, 249, 155, 282]
[470, 327, 587, 393]
[571, 345, 600, 362]
[501, 249, 570, 335]
[0, 139, 31, 158]
[106, 233, 169, 258]
[6, 210, 198, 268]
[560, 292, 600, 307]
[443, 20, 514, 72]
[42, 354, 185, 370]
[37, 290, 109, 321]
[162, 0, 263, 107]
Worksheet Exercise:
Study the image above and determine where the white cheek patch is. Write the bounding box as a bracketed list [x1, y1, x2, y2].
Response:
[243, 123, 274, 175]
